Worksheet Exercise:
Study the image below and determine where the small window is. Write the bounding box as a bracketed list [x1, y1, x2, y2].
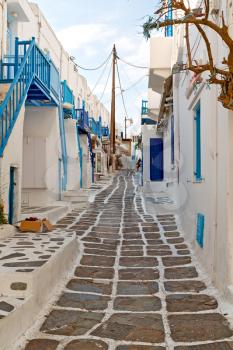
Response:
[194, 101, 201, 181]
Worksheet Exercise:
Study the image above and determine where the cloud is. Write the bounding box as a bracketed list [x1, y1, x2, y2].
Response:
[57, 23, 117, 51]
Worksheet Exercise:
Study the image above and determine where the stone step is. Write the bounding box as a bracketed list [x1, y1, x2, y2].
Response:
[20, 204, 70, 224]
[0, 230, 79, 350]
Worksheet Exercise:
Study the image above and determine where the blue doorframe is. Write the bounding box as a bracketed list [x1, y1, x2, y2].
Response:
[150, 138, 164, 181]
[8, 166, 15, 224]
[194, 101, 202, 181]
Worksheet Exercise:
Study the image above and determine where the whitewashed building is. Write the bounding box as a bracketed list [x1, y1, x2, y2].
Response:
[143, 0, 233, 302]
[0, 0, 110, 224]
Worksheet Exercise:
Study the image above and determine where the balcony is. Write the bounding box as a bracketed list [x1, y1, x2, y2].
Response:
[149, 37, 173, 94]
[76, 108, 90, 133]
[61, 80, 75, 118]
[7, 0, 32, 23]
[90, 117, 102, 138]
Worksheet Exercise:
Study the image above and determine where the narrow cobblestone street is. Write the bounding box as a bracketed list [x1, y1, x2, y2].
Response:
[24, 172, 233, 350]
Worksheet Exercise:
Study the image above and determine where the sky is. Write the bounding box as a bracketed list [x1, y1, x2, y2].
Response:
[34, 0, 158, 136]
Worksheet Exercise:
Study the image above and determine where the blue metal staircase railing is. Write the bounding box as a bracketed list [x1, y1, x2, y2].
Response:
[87, 132, 94, 183]
[0, 39, 35, 156]
[0, 37, 67, 191]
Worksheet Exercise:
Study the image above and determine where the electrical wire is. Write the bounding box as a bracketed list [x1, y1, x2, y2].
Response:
[98, 61, 113, 103]
[116, 60, 130, 119]
[117, 56, 148, 69]
[88, 54, 112, 98]
[74, 51, 112, 71]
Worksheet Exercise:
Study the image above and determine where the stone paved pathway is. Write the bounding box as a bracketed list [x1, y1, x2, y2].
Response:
[24, 173, 233, 350]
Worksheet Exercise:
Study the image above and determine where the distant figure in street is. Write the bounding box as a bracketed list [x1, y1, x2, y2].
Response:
[136, 158, 142, 172]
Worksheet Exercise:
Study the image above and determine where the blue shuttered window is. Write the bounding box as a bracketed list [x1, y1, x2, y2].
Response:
[194, 101, 201, 181]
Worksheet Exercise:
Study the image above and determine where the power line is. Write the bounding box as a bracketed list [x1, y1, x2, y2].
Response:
[98, 61, 113, 103]
[73, 51, 112, 71]
[118, 56, 148, 69]
[116, 59, 130, 119]
[88, 54, 112, 98]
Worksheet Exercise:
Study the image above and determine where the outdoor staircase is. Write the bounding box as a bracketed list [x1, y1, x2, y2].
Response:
[0, 37, 68, 189]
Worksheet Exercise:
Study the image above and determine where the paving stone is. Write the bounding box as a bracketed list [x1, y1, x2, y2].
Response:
[3, 261, 46, 267]
[117, 281, 159, 295]
[169, 313, 233, 342]
[167, 238, 184, 244]
[122, 240, 144, 246]
[41, 309, 104, 336]
[164, 280, 206, 292]
[67, 279, 112, 294]
[114, 296, 161, 311]
[92, 313, 165, 342]
[123, 234, 142, 240]
[177, 249, 191, 255]
[175, 343, 233, 350]
[142, 227, 160, 232]
[74, 266, 114, 279]
[147, 250, 172, 256]
[166, 294, 218, 312]
[164, 232, 181, 238]
[162, 256, 192, 267]
[144, 233, 161, 239]
[147, 240, 164, 245]
[119, 268, 159, 280]
[0, 252, 25, 260]
[84, 243, 117, 250]
[121, 250, 144, 256]
[0, 301, 14, 312]
[116, 346, 165, 350]
[64, 340, 108, 350]
[80, 255, 115, 267]
[57, 292, 110, 310]
[165, 267, 198, 279]
[119, 257, 158, 268]
[25, 339, 59, 350]
[84, 248, 116, 256]
[10, 282, 27, 290]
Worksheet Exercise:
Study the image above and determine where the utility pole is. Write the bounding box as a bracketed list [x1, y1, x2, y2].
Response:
[110, 44, 117, 165]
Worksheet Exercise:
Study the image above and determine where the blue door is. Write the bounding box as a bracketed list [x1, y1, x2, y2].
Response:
[150, 138, 164, 181]
[8, 167, 15, 224]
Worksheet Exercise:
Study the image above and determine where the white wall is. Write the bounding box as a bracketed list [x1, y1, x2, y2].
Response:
[171, 0, 233, 300]
[0, 104, 25, 222]
[22, 106, 61, 206]
[64, 119, 80, 191]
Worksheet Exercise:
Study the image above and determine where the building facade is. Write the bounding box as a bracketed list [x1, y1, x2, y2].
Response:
[143, 0, 233, 302]
[0, 0, 110, 224]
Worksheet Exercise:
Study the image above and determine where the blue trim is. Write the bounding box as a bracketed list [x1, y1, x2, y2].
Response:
[142, 118, 157, 125]
[141, 100, 148, 115]
[196, 213, 205, 248]
[8, 166, 15, 224]
[76, 125, 83, 188]
[165, 0, 173, 37]
[58, 86, 68, 191]
[171, 115, 175, 165]
[150, 138, 164, 181]
[194, 101, 201, 181]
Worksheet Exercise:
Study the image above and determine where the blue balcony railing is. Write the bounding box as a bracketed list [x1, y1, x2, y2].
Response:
[61, 80, 74, 105]
[61, 80, 75, 118]
[90, 117, 103, 138]
[76, 108, 90, 131]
